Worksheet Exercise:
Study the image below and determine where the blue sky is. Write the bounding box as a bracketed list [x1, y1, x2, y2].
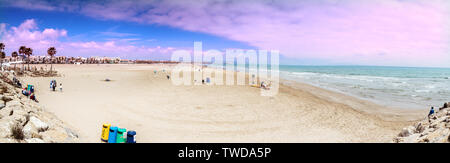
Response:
[1, 0, 449, 67]
[0, 7, 255, 54]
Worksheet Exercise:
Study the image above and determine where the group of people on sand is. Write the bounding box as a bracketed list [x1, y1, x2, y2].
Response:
[14, 77, 64, 103]
[50, 80, 62, 92]
[22, 85, 38, 103]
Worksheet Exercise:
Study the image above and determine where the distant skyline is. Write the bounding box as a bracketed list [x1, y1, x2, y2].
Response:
[1, 0, 449, 67]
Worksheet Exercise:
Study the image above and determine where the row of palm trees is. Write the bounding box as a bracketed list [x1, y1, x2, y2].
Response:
[0, 42, 57, 73]
[0, 43, 5, 68]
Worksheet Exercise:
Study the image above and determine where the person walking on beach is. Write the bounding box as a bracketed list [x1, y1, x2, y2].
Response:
[52, 81, 57, 91]
[59, 83, 63, 92]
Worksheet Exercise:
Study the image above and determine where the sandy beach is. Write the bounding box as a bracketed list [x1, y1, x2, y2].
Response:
[19, 64, 426, 143]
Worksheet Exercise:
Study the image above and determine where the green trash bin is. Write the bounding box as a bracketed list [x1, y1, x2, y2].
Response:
[116, 128, 127, 143]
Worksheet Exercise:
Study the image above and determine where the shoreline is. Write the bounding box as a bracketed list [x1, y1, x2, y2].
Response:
[17, 64, 426, 142]
[281, 78, 425, 110]
[280, 79, 425, 121]
[277, 68, 447, 110]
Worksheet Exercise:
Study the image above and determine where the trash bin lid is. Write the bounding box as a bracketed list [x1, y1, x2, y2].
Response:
[118, 128, 126, 133]
[127, 131, 136, 136]
[103, 123, 111, 128]
[109, 126, 118, 132]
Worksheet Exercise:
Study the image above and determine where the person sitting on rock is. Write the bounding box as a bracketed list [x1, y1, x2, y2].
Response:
[30, 93, 38, 103]
[428, 107, 435, 119]
[22, 89, 29, 96]
[16, 81, 22, 88]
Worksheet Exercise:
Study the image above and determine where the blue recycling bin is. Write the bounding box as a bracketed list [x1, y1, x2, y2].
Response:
[108, 126, 118, 143]
[126, 131, 136, 143]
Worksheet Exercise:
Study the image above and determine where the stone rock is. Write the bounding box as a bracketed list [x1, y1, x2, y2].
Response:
[29, 116, 49, 132]
[41, 128, 70, 143]
[425, 128, 450, 143]
[25, 138, 45, 143]
[415, 123, 427, 133]
[10, 110, 28, 124]
[0, 138, 17, 143]
[430, 123, 438, 129]
[401, 134, 421, 143]
[0, 106, 13, 117]
[1, 95, 13, 103]
[0, 102, 5, 110]
[398, 126, 415, 137]
[64, 127, 79, 138]
[5, 99, 22, 107]
[22, 122, 39, 139]
[0, 119, 14, 138]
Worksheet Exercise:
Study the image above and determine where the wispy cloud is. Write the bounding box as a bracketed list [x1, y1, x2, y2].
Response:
[99, 31, 139, 37]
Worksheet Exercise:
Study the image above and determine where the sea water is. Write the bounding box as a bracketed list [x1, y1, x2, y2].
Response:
[279, 65, 450, 109]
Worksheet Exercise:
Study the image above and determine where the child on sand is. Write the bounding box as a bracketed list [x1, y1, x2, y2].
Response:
[60, 83, 63, 92]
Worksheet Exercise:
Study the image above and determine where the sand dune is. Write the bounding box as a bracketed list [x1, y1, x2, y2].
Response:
[19, 64, 426, 142]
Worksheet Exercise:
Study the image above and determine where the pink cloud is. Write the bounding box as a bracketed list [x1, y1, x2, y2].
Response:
[0, 19, 178, 60]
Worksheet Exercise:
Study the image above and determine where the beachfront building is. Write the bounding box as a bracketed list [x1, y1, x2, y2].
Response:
[88, 56, 121, 64]
[120, 59, 133, 64]
[3, 54, 182, 65]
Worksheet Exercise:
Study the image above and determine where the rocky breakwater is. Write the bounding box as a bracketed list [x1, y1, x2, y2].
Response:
[0, 72, 78, 143]
[393, 102, 450, 143]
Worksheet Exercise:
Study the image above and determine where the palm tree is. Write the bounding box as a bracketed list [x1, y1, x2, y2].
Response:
[25, 48, 33, 71]
[47, 47, 56, 72]
[0, 43, 5, 51]
[0, 51, 5, 69]
[18, 46, 26, 70]
[0, 43, 5, 70]
[11, 51, 18, 71]
[18, 46, 26, 55]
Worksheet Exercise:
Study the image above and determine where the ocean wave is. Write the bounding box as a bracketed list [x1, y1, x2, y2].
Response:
[414, 89, 431, 93]
[279, 67, 450, 109]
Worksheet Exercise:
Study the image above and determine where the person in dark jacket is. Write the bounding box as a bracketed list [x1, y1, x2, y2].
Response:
[428, 107, 435, 120]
